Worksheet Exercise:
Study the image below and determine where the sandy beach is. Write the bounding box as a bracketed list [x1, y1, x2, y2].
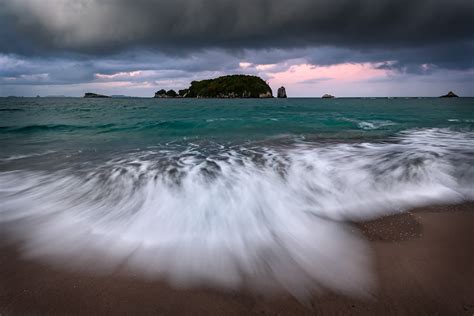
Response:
[1, 203, 473, 315]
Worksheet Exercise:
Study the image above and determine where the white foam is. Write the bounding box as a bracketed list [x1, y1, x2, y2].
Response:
[341, 118, 397, 130]
[0, 128, 473, 298]
[357, 120, 396, 130]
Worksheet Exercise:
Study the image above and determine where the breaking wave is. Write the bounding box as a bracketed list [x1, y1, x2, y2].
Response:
[0, 128, 473, 298]
[357, 120, 396, 130]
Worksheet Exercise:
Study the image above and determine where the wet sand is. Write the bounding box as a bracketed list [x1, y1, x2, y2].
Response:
[1, 203, 473, 315]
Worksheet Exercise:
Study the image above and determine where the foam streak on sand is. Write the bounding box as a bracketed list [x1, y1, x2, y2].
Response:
[0, 128, 473, 298]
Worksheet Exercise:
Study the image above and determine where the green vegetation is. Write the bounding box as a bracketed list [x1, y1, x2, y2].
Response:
[166, 89, 178, 97]
[154, 89, 178, 98]
[187, 75, 272, 98]
[154, 89, 166, 97]
[154, 75, 273, 98]
[178, 89, 189, 97]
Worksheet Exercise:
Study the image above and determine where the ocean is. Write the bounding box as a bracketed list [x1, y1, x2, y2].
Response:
[1, 97, 473, 296]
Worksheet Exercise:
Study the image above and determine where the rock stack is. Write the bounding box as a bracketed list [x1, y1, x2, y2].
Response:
[277, 86, 287, 98]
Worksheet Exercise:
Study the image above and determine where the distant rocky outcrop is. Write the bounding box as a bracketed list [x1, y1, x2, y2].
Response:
[154, 75, 273, 98]
[154, 89, 180, 98]
[84, 92, 110, 98]
[440, 91, 459, 98]
[322, 94, 335, 99]
[277, 86, 287, 98]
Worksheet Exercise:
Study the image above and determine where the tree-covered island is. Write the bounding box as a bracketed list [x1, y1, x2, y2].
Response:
[154, 75, 273, 98]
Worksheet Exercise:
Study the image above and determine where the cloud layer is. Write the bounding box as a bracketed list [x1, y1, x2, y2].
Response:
[0, 0, 473, 96]
[2, 0, 473, 53]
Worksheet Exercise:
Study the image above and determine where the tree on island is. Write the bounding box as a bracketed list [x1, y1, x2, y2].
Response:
[166, 89, 178, 97]
[154, 89, 179, 98]
[154, 89, 167, 98]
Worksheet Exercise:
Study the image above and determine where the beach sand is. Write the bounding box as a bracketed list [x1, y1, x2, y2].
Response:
[1, 203, 473, 315]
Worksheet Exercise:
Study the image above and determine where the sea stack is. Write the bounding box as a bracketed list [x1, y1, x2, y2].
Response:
[84, 92, 110, 98]
[322, 94, 335, 99]
[277, 86, 287, 98]
[440, 91, 459, 98]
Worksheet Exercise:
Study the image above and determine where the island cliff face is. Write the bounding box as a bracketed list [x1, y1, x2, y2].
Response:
[155, 75, 273, 98]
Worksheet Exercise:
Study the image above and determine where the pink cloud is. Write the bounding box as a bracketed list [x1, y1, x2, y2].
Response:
[237, 60, 396, 96]
[268, 63, 390, 87]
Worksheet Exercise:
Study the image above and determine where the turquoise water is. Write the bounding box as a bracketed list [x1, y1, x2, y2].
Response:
[1, 97, 473, 157]
[1, 97, 473, 297]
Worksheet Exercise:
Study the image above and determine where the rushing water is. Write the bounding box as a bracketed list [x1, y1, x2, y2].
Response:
[1, 97, 473, 297]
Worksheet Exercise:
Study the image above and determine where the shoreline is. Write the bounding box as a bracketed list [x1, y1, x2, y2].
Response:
[2, 96, 474, 99]
[1, 203, 473, 315]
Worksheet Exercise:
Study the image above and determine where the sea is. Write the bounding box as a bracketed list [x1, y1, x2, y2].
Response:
[1, 97, 473, 297]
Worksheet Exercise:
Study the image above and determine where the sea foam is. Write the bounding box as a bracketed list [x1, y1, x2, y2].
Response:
[0, 128, 473, 298]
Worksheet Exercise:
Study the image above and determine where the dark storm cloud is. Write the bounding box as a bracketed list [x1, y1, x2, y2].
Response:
[304, 42, 474, 73]
[1, 0, 473, 54]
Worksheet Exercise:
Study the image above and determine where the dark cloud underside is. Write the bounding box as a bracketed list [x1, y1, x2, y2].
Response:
[1, 0, 473, 54]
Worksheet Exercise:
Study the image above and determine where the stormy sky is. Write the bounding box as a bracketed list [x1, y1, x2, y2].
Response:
[1, 0, 473, 97]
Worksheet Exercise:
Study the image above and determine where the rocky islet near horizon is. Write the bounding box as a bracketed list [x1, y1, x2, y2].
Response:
[83, 92, 110, 98]
[322, 94, 335, 99]
[277, 86, 287, 98]
[440, 91, 459, 98]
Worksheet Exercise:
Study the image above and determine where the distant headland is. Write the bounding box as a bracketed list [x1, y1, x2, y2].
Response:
[83, 92, 110, 98]
[154, 75, 273, 98]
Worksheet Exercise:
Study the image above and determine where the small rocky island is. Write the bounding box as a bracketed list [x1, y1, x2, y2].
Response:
[440, 91, 459, 98]
[322, 94, 335, 99]
[84, 92, 110, 98]
[154, 89, 179, 98]
[154, 75, 273, 98]
[277, 86, 287, 98]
